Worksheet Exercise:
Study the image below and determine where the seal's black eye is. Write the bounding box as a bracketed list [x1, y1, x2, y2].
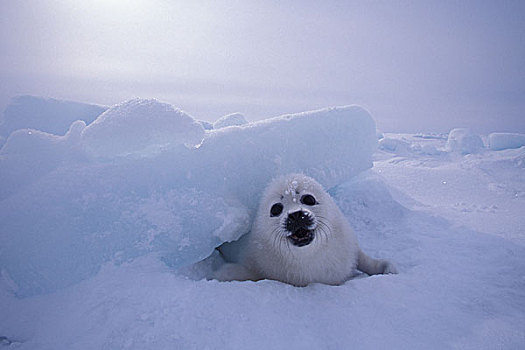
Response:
[270, 203, 283, 217]
[300, 194, 316, 206]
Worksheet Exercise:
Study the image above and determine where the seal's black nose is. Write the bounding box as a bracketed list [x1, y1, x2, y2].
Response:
[286, 210, 313, 232]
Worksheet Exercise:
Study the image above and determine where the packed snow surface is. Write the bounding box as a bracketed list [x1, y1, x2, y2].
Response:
[1, 98, 524, 349]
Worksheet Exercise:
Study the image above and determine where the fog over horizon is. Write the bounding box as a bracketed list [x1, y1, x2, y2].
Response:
[1, 0, 524, 133]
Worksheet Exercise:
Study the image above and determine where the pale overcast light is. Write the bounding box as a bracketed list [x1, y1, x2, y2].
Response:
[1, 0, 524, 133]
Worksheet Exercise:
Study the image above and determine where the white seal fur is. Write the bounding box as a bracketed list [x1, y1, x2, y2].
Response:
[215, 173, 398, 286]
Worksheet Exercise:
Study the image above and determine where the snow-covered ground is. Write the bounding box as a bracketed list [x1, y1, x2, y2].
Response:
[1, 97, 524, 349]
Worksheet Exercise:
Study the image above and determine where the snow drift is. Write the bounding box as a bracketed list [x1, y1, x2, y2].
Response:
[488, 132, 525, 151]
[0, 95, 106, 146]
[81, 99, 205, 159]
[445, 128, 484, 154]
[0, 99, 377, 297]
[213, 112, 247, 129]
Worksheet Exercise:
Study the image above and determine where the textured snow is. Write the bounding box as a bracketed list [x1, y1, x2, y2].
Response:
[213, 112, 247, 129]
[488, 132, 525, 151]
[445, 128, 484, 154]
[1, 98, 524, 349]
[0, 100, 376, 297]
[81, 99, 205, 158]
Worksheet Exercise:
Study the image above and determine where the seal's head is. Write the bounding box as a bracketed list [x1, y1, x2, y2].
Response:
[254, 173, 333, 250]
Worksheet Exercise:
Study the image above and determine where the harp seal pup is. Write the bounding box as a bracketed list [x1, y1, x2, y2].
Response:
[214, 173, 398, 286]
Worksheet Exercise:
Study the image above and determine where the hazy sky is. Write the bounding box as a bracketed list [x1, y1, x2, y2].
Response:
[1, 0, 524, 133]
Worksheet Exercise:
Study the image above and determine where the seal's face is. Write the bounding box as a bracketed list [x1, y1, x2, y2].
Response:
[262, 175, 330, 249]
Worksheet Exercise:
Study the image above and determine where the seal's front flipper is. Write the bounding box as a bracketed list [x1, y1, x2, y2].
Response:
[357, 250, 399, 275]
[213, 263, 260, 282]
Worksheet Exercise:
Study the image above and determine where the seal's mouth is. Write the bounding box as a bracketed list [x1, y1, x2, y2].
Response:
[287, 227, 314, 247]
